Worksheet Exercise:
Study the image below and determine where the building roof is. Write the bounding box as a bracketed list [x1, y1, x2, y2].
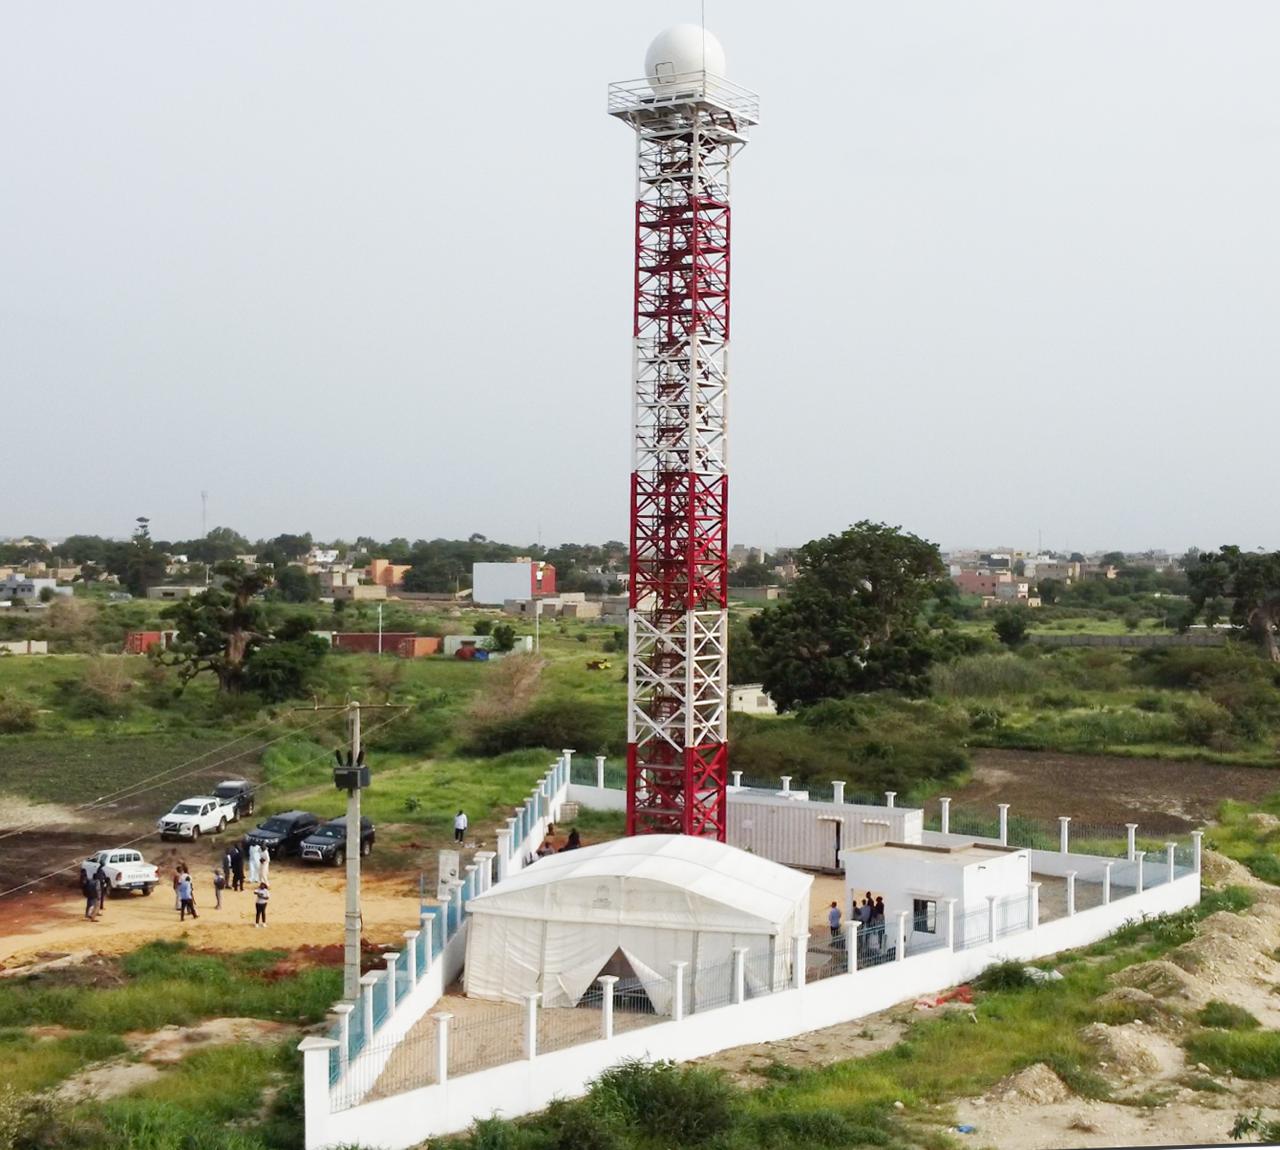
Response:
[468, 833, 812, 933]
[845, 841, 1025, 868]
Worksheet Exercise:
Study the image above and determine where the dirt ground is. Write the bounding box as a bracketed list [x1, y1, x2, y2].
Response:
[0, 864, 425, 969]
[947, 749, 1279, 830]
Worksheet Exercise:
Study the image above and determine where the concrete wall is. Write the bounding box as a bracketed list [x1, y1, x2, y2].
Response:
[0, 639, 48, 655]
[306, 872, 1200, 1150]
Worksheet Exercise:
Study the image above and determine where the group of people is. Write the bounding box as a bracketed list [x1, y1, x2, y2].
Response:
[166, 843, 272, 927]
[533, 824, 582, 860]
[826, 891, 887, 951]
[78, 864, 111, 920]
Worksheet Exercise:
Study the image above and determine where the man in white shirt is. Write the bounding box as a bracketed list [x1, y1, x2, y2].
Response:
[454, 810, 468, 844]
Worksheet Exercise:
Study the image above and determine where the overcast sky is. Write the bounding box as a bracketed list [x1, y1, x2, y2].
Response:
[3, 3, 1278, 554]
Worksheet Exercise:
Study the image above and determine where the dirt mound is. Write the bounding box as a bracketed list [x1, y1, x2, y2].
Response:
[988, 1063, 1073, 1105]
[1170, 909, 1280, 988]
[1113, 960, 1201, 1004]
[1201, 850, 1259, 889]
[1079, 1023, 1163, 1078]
[1095, 985, 1170, 1023]
[125, 1016, 292, 1063]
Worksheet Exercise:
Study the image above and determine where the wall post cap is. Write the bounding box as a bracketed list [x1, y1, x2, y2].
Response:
[298, 1036, 340, 1052]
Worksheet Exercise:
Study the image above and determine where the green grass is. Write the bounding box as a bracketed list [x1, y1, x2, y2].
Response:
[0, 1028, 127, 1094]
[1206, 796, 1280, 884]
[0, 941, 340, 1033]
[1198, 1001, 1260, 1030]
[1185, 1031, 1280, 1079]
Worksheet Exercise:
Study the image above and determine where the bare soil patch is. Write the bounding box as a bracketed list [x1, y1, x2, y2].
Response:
[949, 750, 1279, 829]
[0, 868, 424, 969]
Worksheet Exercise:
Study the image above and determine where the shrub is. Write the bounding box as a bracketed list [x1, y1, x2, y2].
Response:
[588, 1060, 735, 1144]
[931, 654, 1046, 697]
[973, 960, 1037, 992]
[1171, 696, 1234, 747]
[467, 697, 623, 758]
[1198, 1001, 1260, 1030]
[1185, 1031, 1280, 1079]
[365, 709, 453, 755]
[0, 696, 38, 734]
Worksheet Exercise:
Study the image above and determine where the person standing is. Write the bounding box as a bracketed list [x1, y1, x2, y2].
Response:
[247, 842, 261, 884]
[81, 867, 98, 921]
[230, 845, 245, 892]
[221, 849, 232, 891]
[94, 865, 111, 916]
[178, 871, 198, 920]
[253, 880, 269, 927]
[258, 848, 270, 885]
[827, 900, 842, 943]
[173, 864, 185, 910]
[212, 869, 225, 910]
[453, 810, 468, 844]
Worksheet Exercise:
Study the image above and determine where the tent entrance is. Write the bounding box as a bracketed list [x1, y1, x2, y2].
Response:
[578, 948, 657, 1014]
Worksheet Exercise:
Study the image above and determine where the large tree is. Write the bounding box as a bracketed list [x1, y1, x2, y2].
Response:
[1187, 546, 1280, 662]
[157, 562, 274, 692]
[748, 521, 945, 711]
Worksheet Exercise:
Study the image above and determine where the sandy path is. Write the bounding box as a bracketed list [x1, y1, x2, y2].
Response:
[0, 867, 426, 968]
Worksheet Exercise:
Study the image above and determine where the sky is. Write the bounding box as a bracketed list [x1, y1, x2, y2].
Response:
[3, 3, 1279, 554]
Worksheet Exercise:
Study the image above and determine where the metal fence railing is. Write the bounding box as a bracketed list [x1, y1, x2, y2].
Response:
[448, 1010, 519, 1078]
[332, 1024, 438, 1113]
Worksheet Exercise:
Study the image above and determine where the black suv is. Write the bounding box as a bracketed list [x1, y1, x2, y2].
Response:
[244, 810, 320, 857]
[211, 779, 255, 821]
[299, 816, 375, 866]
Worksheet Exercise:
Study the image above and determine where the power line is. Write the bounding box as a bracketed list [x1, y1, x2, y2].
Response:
[0, 710, 335, 844]
[0, 710, 407, 901]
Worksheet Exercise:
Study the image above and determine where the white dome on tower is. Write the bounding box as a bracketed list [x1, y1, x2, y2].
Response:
[644, 24, 726, 90]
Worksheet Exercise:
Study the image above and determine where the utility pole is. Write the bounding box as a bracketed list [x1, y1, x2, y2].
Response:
[299, 699, 407, 1002]
[533, 597, 541, 654]
[377, 603, 383, 658]
[343, 702, 363, 1001]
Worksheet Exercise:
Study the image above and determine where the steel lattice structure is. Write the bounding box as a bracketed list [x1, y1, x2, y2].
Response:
[609, 73, 759, 840]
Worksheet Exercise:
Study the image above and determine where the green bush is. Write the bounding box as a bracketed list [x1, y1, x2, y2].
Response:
[931, 653, 1048, 697]
[588, 1060, 735, 1145]
[0, 696, 38, 734]
[1172, 696, 1234, 747]
[1185, 1031, 1280, 1079]
[973, 961, 1037, 992]
[466, 697, 623, 758]
[1198, 1001, 1260, 1030]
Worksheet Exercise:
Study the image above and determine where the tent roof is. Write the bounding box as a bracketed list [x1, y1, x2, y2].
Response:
[468, 834, 812, 932]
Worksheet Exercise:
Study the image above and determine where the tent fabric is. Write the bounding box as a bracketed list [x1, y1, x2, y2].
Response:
[463, 835, 812, 1013]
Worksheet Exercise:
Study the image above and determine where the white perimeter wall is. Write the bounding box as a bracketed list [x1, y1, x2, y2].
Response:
[306, 873, 1199, 1150]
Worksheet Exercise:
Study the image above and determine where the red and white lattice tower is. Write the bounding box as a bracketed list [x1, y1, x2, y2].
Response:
[609, 27, 759, 840]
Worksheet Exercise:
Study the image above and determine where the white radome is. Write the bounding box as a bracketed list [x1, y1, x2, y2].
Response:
[644, 24, 726, 89]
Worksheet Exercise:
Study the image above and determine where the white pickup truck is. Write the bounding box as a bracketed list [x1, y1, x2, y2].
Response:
[157, 795, 237, 841]
[82, 849, 159, 896]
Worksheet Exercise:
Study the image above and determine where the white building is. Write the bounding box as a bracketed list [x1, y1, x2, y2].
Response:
[0, 575, 71, 601]
[729, 683, 776, 715]
[842, 841, 1030, 951]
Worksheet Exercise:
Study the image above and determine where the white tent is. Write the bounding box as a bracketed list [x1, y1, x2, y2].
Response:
[463, 834, 812, 1014]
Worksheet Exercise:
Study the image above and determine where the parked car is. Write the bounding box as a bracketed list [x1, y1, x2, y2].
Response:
[82, 849, 158, 896]
[300, 816, 375, 866]
[243, 810, 321, 857]
[211, 778, 255, 821]
[157, 795, 238, 840]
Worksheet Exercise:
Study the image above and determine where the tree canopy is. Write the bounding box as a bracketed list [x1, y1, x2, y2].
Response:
[747, 521, 945, 711]
[1187, 546, 1280, 662]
